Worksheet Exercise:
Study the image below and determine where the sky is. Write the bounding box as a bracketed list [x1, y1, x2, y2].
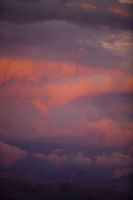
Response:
[0, 0, 133, 178]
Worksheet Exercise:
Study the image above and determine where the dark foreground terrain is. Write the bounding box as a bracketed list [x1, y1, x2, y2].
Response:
[0, 178, 132, 200]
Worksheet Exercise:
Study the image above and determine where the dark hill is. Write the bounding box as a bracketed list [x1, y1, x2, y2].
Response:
[0, 178, 132, 200]
[51, 168, 133, 195]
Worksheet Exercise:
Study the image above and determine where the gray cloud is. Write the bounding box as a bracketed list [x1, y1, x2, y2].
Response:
[127, 145, 133, 156]
[0, 20, 131, 69]
[0, 0, 132, 30]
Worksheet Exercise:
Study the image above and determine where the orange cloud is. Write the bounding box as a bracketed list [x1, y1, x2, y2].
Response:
[31, 99, 49, 115]
[0, 57, 96, 85]
[0, 57, 132, 116]
[65, 2, 98, 11]
[79, 3, 98, 11]
[47, 71, 132, 107]
[47, 77, 106, 106]
[122, 77, 133, 93]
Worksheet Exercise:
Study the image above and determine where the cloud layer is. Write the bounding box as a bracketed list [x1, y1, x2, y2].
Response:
[0, 0, 132, 179]
[0, 0, 132, 30]
[1, 140, 133, 178]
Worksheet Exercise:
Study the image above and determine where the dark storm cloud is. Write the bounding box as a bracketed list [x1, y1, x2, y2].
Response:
[0, 0, 132, 30]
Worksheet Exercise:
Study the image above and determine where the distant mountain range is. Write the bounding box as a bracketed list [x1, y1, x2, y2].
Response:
[50, 168, 108, 188]
[0, 168, 133, 199]
[110, 173, 133, 195]
[50, 168, 133, 196]
[0, 178, 132, 200]
[0, 170, 45, 183]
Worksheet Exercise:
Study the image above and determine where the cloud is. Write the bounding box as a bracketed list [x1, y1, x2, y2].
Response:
[100, 32, 132, 54]
[73, 119, 133, 147]
[33, 152, 46, 160]
[1, 57, 132, 116]
[118, 0, 133, 4]
[0, 57, 92, 85]
[0, 20, 132, 68]
[0, 140, 28, 167]
[52, 149, 64, 154]
[110, 6, 133, 18]
[33, 152, 69, 166]
[79, 2, 98, 11]
[31, 99, 49, 116]
[73, 152, 92, 166]
[65, 2, 98, 11]
[127, 146, 133, 156]
[47, 74, 133, 107]
[95, 152, 133, 168]
[114, 168, 133, 178]
[0, 1, 132, 170]
[0, 0, 132, 30]
[0, 56, 132, 145]
[33, 151, 92, 167]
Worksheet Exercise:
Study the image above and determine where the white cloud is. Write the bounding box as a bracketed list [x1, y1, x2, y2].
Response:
[100, 32, 132, 54]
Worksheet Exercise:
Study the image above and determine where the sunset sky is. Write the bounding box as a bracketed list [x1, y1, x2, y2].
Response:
[0, 0, 133, 178]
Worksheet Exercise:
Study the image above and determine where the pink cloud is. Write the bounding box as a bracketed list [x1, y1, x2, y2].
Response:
[118, 0, 133, 4]
[95, 152, 133, 168]
[65, 2, 98, 11]
[0, 57, 132, 147]
[75, 119, 133, 147]
[0, 57, 94, 85]
[0, 57, 132, 117]
[110, 6, 133, 18]
[0, 140, 28, 167]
